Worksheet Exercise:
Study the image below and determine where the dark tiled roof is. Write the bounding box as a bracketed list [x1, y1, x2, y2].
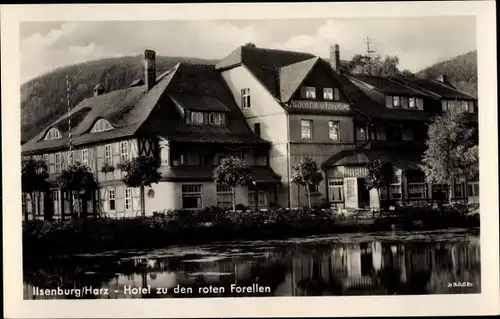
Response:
[162, 166, 281, 182]
[216, 46, 315, 98]
[170, 93, 231, 112]
[404, 78, 476, 100]
[349, 75, 429, 97]
[279, 57, 319, 102]
[23, 62, 266, 154]
[322, 148, 423, 170]
[342, 74, 435, 122]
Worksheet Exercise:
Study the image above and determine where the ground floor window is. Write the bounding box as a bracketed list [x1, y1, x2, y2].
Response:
[328, 179, 344, 202]
[468, 182, 479, 197]
[216, 184, 232, 208]
[22, 193, 27, 213]
[454, 182, 466, 198]
[432, 183, 448, 200]
[407, 174, 426, 199]
[248, 190, 267, 207]
[389, 176, 402, 199]
[124, 188, 132, 210]
[182, 184, 202, 209]
[108, 188, 116, 211]
[52, 190, 60, 216]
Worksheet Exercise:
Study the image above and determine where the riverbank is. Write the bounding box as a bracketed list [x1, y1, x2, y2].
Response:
[23, 206, 480, 258]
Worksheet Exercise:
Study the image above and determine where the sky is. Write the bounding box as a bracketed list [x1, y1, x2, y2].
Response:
[20, 17, 476, 83]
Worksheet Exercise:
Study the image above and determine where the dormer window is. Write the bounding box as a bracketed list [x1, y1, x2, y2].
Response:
[44, 128, 62, 140]
[191, 112, 204, 124]
[301, 86, 316, 99]
[209, 112, 224, 125]
[91, 119, 113, 133]
[392, 96, 400, 107]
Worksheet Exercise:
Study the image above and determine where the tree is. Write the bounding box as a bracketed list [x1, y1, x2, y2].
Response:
[347, 54, 406, 77]
[419, 107, 478, 206]
[365, 160, 394, 215]
[22, 158, 49, 221]
[243, 42, 257, 48]
[213, 157, 253, 212]
[118, 155, 162, 216]
[291, 157, 323, 209]
[57, 163, 98, 219]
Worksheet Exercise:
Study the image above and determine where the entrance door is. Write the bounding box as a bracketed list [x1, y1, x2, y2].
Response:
[357, 178, 370, 208]
[344, 177, 358, 208]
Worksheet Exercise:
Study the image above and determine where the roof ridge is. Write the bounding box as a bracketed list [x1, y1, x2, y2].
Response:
[241, 45, 316, 57]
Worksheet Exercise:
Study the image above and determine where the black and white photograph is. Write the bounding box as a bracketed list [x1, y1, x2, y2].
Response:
[2, 1, 499, 318]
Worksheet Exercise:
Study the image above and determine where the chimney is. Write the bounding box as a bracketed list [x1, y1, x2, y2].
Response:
[93, 84, 104, 96]
[144, 49, 156, 90]
[435, 74, 446, 83]
[330, 44, 341, 72]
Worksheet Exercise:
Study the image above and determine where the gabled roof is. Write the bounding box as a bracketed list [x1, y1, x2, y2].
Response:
[403, 78, 476, 100]
[22, 63, 268, 155]
[279, 57, 319, 102]
[216, 46, 315, 98]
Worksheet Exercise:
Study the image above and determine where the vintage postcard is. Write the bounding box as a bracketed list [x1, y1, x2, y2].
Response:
[2, 1, 499, 318]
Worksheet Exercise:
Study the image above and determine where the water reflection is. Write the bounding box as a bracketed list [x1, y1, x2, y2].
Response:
[24, 229, 480, 299]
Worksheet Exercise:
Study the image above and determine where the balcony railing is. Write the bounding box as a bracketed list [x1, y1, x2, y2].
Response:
[289, 100, 350, 112]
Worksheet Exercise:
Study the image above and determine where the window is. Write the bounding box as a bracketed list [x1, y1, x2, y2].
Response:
[389, 176, 402, 199]
[323, 88, 333, 100]
[216, 184, 233, 208]
[182, 184, 202, 209]
[22, 193, 27, 214]
[248, 187, 267, 207]
[209, 112, 223, 125]
[409, 97, 416, 108]
[400, 96, 409, 108]
[108, 188, 116, 211]
[191, 112, 204, 124]
[124, 188, 132, 210]
[52, 190, 60, 217]
[120, 141, 129, 163]
[468, 101, 475, 113]
[301, 86, 316, 99]
[81, 149, 89, 166]
[254, 123, 261, 137]
[91, 119, 113, 133]
[467, 182, 479, 197]
[328, 179, 344, 202]
[160, 146, 169, 166]
[407, 175, 426, 199]
[67, 151, 74, 167]
[43, 154, 49, 165]
[328, 121, 340, 141]
[454, 182, 465, 198]
[216, 151, 243, 164]
[301, 120, 312, 140]
[45, 128, 62, 140]
[334, 88, 340, 101]
[55, 153, 62, 173]
[370, 126, 387, 141]
[392, 96, 400, 107]
[356, 127, 367, 141]
[241, 88, 251, 109]
[402, 128, 414, 141]
[104, 145, 112, 165]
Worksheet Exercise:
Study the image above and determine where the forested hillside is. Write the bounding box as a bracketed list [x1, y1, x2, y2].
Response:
[417, 50, 477, 98]
[21, 55, 217, 143]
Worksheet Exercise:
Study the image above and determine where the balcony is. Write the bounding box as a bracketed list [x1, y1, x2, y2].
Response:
[288, 100, 351, 113]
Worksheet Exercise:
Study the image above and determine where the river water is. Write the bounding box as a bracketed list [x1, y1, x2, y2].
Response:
[24, 228, 480, 299]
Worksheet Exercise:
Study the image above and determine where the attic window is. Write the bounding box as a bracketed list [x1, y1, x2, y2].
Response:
[44, 128, 62, 140]
[91, 119, 114, 133]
